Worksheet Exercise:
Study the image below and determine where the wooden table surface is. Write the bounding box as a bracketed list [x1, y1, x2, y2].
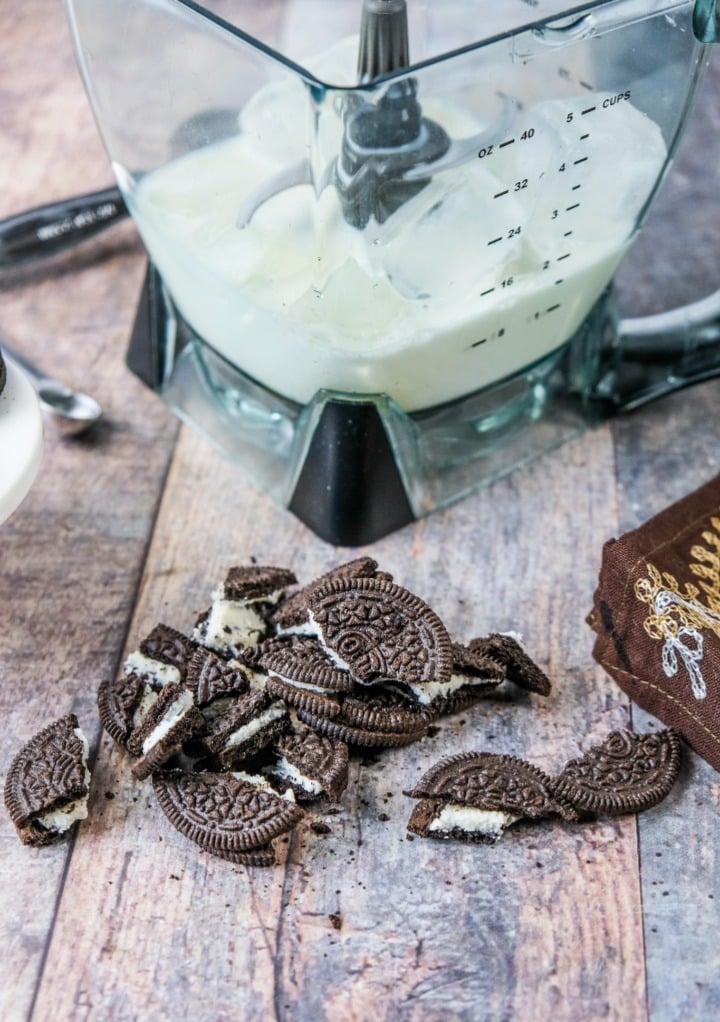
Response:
[2, 3, 720, 1020]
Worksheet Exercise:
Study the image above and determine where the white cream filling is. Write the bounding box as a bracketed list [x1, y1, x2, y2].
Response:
[224, 659, 267, 691]
[198, 599, 267, 651]
[212, 583, 284, 606]
[270, 671, 339, 696]
[132, 684, 161, 728]
[428, 802, 519, 838]
[232, 769, 296, 802]
[141, 690, 195, 754]
[275, 620, 317, 638]
[272, 757, 323, 795]
[405, 672, 497, 706]
[37, 728, 90, 833]
[123, 651, 181, 685]
[225, 702, 286, 750]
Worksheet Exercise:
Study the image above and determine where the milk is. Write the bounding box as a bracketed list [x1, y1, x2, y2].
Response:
[125, 74, 667, 412]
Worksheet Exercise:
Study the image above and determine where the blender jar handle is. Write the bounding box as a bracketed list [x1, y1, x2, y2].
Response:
[588, 0, 720, 412]
[590, 288, 720, 411]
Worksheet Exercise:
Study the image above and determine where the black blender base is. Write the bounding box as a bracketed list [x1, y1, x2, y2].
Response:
[288, 399, 414, 546]
[127, 264, 416, 546]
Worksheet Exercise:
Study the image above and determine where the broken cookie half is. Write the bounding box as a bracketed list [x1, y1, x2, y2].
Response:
[406, 751, 578, 844]
[4, 714, 91, 847]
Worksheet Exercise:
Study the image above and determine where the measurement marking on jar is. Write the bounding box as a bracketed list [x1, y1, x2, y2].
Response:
[534, 303, 562, 319]
[580, 80, 594, 91]
[469, 327, 504, 350]
[480, 288, 495, 297]
[555, 279, 564, 285]
[487, 236, 503, 245]
[572, 184, 581, 191]
[582, 106, 596, 115]
[494, 190, 509, 198]
[564, 231, 573, 237]
[580, 133, 590, 140]
[574, 157, 588, 165]
[499, 138, 515, 148]
[557, 253, 571, 262]
[566, 203, 580, 212]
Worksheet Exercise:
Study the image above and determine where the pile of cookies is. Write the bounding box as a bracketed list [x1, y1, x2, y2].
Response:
[4, 558, 682, 860]
[4, 558, 549, 860]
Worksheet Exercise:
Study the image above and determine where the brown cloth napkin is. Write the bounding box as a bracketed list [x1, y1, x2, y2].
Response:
[588, 474, 720, 772]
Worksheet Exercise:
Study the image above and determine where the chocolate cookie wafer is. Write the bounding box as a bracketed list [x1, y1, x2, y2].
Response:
[253, 635, 355, 694]
[552, 728, 682, 816]
[4, 714, 91, 847]
[467, 633, 552, 696]
[271, 557, 385, 633]
[152, 769, 304, 856]
[140, 623, 198, 678]
[307, 576, 452, 687]
[298, 690, 433, 748]
[223, 565, 297, 603]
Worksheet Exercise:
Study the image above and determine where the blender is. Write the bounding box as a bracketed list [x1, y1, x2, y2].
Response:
[62, 0, 720, 543]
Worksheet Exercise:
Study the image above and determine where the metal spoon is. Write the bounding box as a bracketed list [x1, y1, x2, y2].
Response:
[1, 339, 102, 435]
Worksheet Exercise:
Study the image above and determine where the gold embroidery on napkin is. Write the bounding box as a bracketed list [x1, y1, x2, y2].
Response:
[634, 518, 720, 701]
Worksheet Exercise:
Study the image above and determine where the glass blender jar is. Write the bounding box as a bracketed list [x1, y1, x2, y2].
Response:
[64, 0, 720, 543]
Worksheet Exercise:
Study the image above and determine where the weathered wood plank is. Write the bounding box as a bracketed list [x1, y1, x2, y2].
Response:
[29, 418, 645, 1021]
[0, 3, 179, 1019]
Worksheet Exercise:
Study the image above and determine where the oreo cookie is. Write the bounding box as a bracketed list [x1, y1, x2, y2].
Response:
[185, 648, 250, 713]
[4, 714, 91, 846]
[466, 633, 552, 697]
[552, 728, 682, 816]
[223, 565, 297, 603]
[307, 576, 452, 687]
[397, 642, 505, 714]
[97, 673, 159, 748]
[298, 690, 432, 748]
[127, 682, 205, 780]
[152, 769, 304, 857]
[211, 843, 277, 867]
[201, 689, 289, 768]
[271, 557, 384, 633]
[407, 750, 578, 831]
[123, 622, 198, 686]
[252, 635, 355, 695]
[194, 565, 296, 655]
[268, 725, 349, 802]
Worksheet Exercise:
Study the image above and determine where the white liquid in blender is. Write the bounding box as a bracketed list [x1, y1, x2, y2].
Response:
[125, 71, 667, 412]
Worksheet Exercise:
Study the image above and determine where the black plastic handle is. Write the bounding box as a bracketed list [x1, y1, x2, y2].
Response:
[0, 185, 128, 268]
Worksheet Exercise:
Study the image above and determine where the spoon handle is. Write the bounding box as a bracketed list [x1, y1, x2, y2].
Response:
[0, 340, 49, 385]
[0, 186, 127, 268]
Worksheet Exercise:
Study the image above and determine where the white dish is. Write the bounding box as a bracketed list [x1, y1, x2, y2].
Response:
[0, 359, 44, 524]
